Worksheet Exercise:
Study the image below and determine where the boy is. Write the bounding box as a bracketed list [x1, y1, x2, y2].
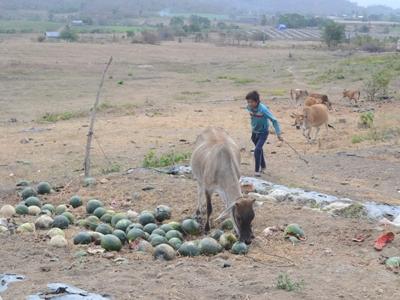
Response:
[246, 91, 283, 177]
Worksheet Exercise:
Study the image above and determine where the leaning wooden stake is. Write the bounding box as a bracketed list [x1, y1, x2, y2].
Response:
[84, 56, 113, 178]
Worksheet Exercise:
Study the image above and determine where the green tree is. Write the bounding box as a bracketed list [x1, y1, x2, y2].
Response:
[260, 14, 267, 26]
[170, 16, 184, 27]
[60, 26, 78, 42]
[322, 21, 345, 47]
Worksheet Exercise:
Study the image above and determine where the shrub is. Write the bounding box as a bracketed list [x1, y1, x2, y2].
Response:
[141, 30, 160, 45]
[143, 151, 190, 168]
[60, 26, 78, 42]
[364, 71, 391, 101]
[276, 273, 304, 292]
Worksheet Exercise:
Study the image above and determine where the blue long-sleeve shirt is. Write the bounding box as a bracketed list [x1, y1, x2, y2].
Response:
[247, 103, 281, 135]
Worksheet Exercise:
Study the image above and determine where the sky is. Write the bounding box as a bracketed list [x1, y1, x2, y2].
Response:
[354, 0, 400, 9]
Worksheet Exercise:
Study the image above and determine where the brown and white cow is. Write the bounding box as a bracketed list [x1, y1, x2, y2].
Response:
[191, 127, 255, 244]
[291, 104, 333, 143]
[343, 89, 360, 104]
[290, 89, 309, 104]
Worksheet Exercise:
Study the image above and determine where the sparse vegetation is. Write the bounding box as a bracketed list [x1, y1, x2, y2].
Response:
[359, 112, 374, 128]
[38, 111, 86, 123]
[143, 151, 191, 168]
[276, 273, 304, 292]
[101, 163, 121, 174]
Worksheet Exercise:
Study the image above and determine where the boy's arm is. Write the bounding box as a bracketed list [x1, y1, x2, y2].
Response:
[262, 106, 282, 136]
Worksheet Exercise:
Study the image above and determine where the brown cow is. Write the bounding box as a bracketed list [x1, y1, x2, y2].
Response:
[308, 93, 332, 110]
[191, 127, 256, 244]
[304, 96, 332, 110]
[343, 89, 360, 104]
[291, 104, 333, 143]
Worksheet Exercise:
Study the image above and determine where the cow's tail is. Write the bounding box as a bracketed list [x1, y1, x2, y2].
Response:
[357, 90, 361, 101]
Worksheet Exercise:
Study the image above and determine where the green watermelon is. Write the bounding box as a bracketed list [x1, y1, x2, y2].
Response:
[52, 215, 70, 229]
[96, 223, 113, 235]
[150, 234, 168, 247]
[231, 242, 249, 255]
[113, 229, 127, 244]
[37, 182, 52, 194]
[127, 228, 146, 242]
[152, 228, 166, 237]
[62, 212, 75, 224]
[86, 199, 103, 214]
[165, 230, 183, 241]
[15, 204, 29, 215]
[138, 212, 156, 226]
[101, 234, 122, 251]
[168, 237, 183, 250]
[93, 207, 107, 219]
[111, 213, 128, 227]
[100, 213, 113, 224]
[284, 224, 305, 239]
[181, 219, 200, 235]
[115, 219, 132, 231]
[154, 205, 172, 222]
[126, 223, 143, 233]
[69, 195, 83, 208]
[73, 232, 92, 245]
[210, 229, 224, 241]
[21, 187, 37, 199]
[199, 237, 222, 255]
[159, 224, 173, 233]
[219, 233, 237, 250]
[47, 228, 65, 238]
[178, 242, 200, 257]
[25, 196, 42, 207]
[153, 244, 175, 261]
[42, 204, 55, 214]
[221, 219, 234, 230]
[168, 221, 183, 232]
[55, 205, 67, 215]
[85, 215, 100, 230]
[143, 223, 158, 234]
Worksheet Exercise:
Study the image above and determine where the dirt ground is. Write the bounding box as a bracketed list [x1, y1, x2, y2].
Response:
[1, 36, 400, 299]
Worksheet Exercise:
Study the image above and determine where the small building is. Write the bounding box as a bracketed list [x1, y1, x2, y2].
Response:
[277, 24, 287, 31]
[71, 20, 84, 25]
[45, 32, 60, 39]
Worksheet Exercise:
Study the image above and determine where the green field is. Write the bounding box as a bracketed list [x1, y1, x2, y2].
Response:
[0, 20, 64, 33]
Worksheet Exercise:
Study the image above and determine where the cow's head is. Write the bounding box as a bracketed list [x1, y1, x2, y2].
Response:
[290, 112, 304, 129]
[232, 198, 256, 244]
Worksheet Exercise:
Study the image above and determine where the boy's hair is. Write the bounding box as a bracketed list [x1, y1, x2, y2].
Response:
[246, 91, 260, 103]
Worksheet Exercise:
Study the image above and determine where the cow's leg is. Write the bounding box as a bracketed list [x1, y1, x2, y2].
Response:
[194, 184, 205, 222]
[204, 190, 212, 232]
[313, 127, 320, 143]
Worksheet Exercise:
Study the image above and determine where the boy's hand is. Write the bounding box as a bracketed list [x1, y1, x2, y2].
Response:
[278, 135, 284, 142]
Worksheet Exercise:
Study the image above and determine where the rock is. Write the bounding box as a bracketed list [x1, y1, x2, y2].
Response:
[268, 189, 289, 202]
[35, 215, 54, 229]
[0, 205, 15, 218]
[0, 225, 9, 233]
[28, 206, 41, 216]
[212, 258, 232, 268]
[49, 235, 68, 248]
[153, 244, 176, 261]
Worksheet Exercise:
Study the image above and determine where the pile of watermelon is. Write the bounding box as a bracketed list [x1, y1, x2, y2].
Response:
[0, 180, 249, 260]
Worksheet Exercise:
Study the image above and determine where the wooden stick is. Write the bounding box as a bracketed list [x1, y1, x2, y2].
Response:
[84, 57, 113, 178]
